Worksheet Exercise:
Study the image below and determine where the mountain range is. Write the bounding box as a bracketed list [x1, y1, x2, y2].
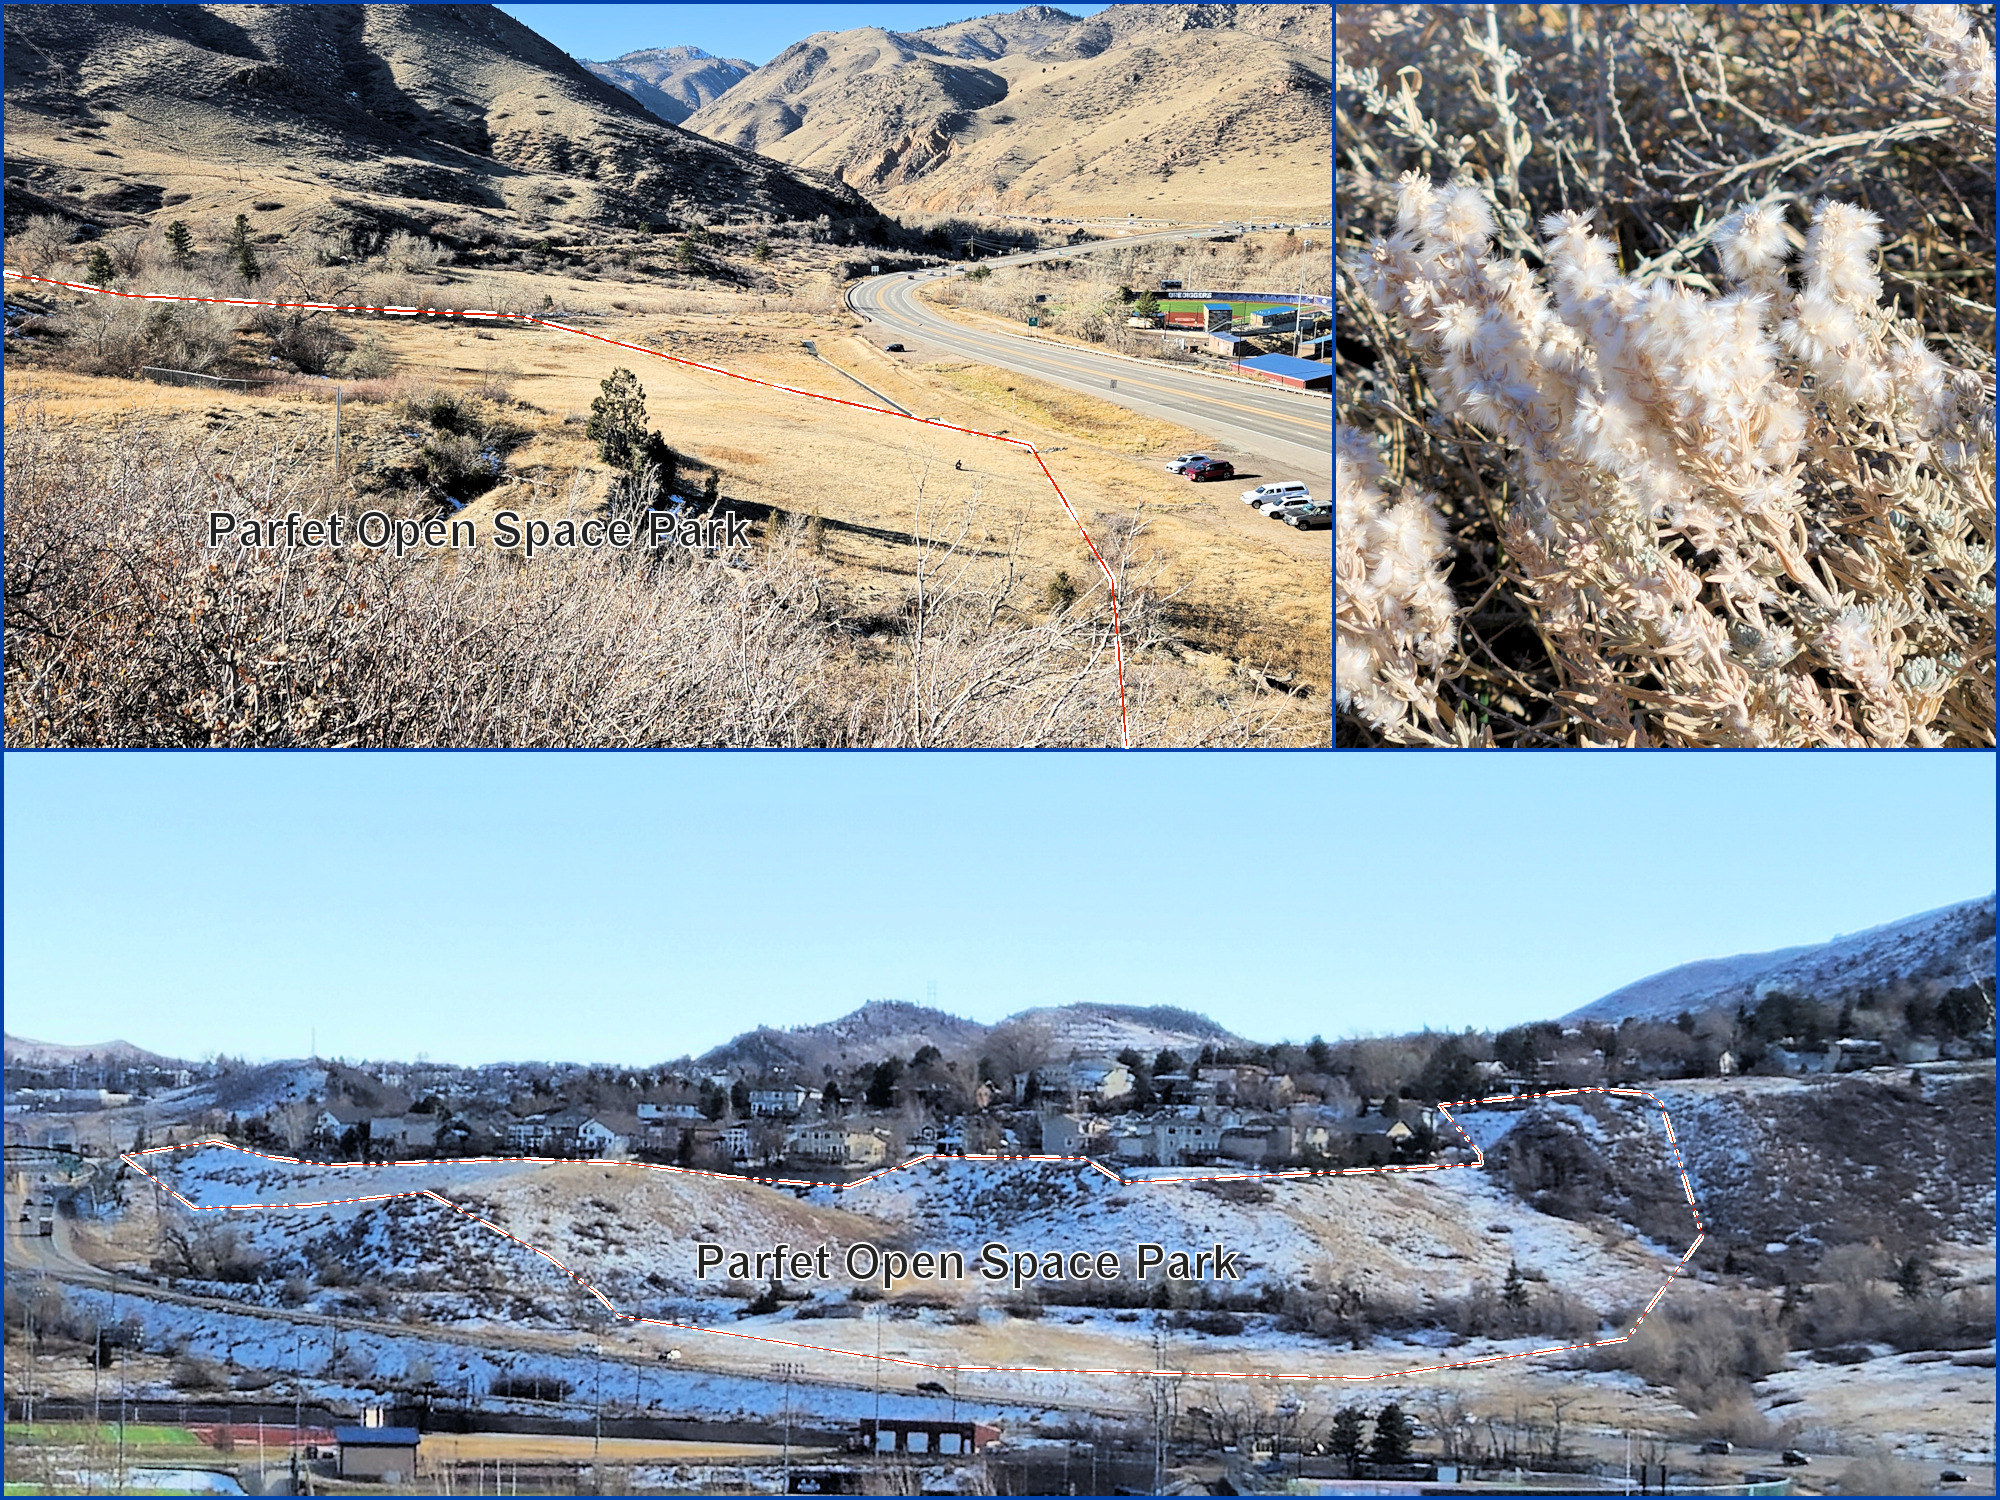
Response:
[671, 3, 1330, 218]
[578, 46, 755, 126]
[1562, 894, 1997, 1026]
[10, 895, 1990, 1070]
[1, 5, 866, 243]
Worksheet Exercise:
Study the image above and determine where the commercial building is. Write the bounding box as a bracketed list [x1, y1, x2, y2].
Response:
[335, 1426, 421, 1482]
[1229, 354, 1331, 391]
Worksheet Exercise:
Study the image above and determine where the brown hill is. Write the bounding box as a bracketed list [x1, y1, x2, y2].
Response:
[682, 3, 1330, 220]
[580, 46, 755, 126]
[1, 5, 869, 243]
[2, 1034, 176, 1068]
[696, 1000, 1247, 1076]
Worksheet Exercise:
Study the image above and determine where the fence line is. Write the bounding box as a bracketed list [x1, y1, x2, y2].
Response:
[140, 366, 270, 392]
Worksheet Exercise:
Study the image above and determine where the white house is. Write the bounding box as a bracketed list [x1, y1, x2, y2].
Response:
[748, 1085, 813, 1118]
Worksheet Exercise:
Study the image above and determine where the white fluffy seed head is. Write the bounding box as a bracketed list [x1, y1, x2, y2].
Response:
[1715, 204, 1791, 284]
[1425, 184, 1494, 251]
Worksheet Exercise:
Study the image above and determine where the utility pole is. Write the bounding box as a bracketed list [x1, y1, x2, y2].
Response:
[1293, 227, 1310, 360]
[771, 1362, 802, 1491]
[589, 1341, 602, 1476]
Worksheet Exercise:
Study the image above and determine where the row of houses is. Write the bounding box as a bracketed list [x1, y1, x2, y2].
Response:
[1041, 1101, 1440, 1169]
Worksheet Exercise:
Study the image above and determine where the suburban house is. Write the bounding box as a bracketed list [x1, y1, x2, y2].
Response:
[637, 1102, 704, 1122]
[748, 1085, 813, 1117]
[787, 1122, 889, 1168]
[1132, 1116, 1228, 1166]
[1040, 1112, 1108, 1156]
[368, 1114, 438, 1156]
[721, 1124, 755, 1159]
[1829, 1037, 1889, 1071]
[314, 1103, 372, 1144]
[552, 1109, 634, 1158]
[505, 1115, 554, 1152]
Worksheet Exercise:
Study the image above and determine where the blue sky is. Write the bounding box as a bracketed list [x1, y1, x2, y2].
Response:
[3, 753, 1992, 1066]
[498, 4, 1109, 66]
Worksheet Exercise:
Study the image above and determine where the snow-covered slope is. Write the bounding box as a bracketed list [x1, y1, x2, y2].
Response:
[1565, 895, 1996, 1024]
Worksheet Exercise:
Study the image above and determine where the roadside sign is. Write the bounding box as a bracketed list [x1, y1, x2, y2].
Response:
[1027, 317, 1038, 327]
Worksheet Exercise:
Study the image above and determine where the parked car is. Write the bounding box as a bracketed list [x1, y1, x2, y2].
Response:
[884, 343, 905, 352]
[1242, 480, 1311, 508]
[1258, 488, 1318, 517]
[1282, 501, 1330, 529]
[1184, 459, 1234, 482]
[1165, 453, 1212, 474]
[1780, 1451, 1810, 1467]
[1698, 1440, 1733, 1455]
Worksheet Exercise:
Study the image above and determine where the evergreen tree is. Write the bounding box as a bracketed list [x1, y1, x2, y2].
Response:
[228, 214, 261, 282]
[1368, 1403, 1412, 1465]
[86, 245, 114, 284]
[587, 368, 650, 469]
[865, 1059, 901, 1110]
[822, 1081, 843, 1111]
[729, 1079, 751, 1116]
[1502, 1260, 1530, 1309]
[1896, 1253, 1926, 1301]
[164, 219, 195, 270]
[1328, 1407, 1367, 1477]
[753, 241, 772, 262]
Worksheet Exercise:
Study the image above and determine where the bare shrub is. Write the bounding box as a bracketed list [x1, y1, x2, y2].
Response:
[1836, 1453, 1933, 1495]
[6, 214, 75, 277]
[171, 1355, 226, 1391]
[1338, 4, 1997, 747]
[379, 229, 450, 277]
[3, 406, 1292, 746]
[1585, 1295, 1787, 1411]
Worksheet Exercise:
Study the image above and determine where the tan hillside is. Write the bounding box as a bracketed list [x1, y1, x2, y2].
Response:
[580, 46, 756, 126]
[682, 3, 1331, 220]
[1, 4, 869, 244]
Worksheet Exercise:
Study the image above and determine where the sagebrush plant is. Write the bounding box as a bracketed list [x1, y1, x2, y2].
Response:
[1337, 4, 1996, 746]
[1, 403, 1308, 748]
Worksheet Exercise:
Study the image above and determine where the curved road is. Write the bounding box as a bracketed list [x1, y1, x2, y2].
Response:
[848, 233, 1331, 481]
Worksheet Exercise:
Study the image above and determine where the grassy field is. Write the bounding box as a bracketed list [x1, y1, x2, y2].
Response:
[5, 249, 1331, 742]
[3, 1425, 200, 1447]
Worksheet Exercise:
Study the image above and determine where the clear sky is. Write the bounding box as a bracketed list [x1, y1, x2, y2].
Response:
[4, 753, 1992, 1067]
[497, 4, 1109, 66]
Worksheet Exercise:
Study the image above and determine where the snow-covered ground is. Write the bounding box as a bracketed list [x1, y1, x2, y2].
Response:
[1755, 1345, 1998, 1464]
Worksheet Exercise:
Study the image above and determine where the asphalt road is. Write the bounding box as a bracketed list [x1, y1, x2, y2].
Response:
[847, 231, 1331, 482]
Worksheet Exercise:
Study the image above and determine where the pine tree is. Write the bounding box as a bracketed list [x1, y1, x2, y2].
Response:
[86, 245, 114, 284]
[1502, 1260, 1530, 1309]
[586, 368, 650, 470]
[1368, 1403, 1413, 1466]
[1328, 1407, 1367, 1478]
[164, 220, 195, 271]
[1896, 1253, 1926, 1301]
[753, 241, 772, 262]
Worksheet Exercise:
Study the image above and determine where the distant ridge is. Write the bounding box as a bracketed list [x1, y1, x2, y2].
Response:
[580, 45, 755, 125]
[3, 1034, 175, 1067]
[696, 999, 1247, 1075]
[1564, 895, 1997, 1025]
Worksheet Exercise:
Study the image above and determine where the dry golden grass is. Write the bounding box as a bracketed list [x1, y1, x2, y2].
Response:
[6, 253, 1329, 706]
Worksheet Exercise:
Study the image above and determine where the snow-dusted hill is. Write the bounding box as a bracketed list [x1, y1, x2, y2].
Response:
[1565, 895, 1996, 1025]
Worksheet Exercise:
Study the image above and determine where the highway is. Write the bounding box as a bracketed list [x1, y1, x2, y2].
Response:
[847, 228, 1331, 481]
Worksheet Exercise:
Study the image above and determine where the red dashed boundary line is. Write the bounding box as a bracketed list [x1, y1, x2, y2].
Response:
[118, 1088, 1702, 1382]
[1, 268, 1131, 747]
